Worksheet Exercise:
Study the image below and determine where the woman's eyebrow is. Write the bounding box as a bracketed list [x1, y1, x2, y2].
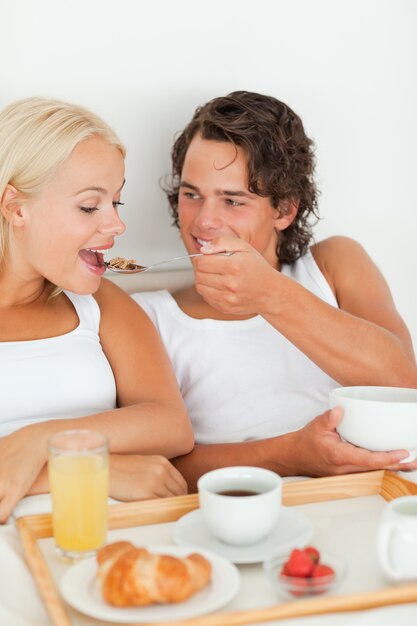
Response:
[75, 186, 106, 195]
[74, 179, 126, 196]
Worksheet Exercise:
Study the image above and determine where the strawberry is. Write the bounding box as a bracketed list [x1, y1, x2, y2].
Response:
[284, 576, 310, 597]
[304, 546, 320, 564]
[284, 549, 314, 577]
[310, 563, 335, 595]
[311, 564, 335, 580]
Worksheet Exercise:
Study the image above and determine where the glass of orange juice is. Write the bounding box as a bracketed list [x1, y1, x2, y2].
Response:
[48, 429, 109, 560]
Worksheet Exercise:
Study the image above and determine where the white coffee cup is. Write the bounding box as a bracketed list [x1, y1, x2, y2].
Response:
[197, 466, 282, 546]
[376, 496, 417, 581]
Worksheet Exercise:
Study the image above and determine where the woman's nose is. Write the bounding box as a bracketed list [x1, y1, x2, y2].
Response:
[99, 209, 126, 236]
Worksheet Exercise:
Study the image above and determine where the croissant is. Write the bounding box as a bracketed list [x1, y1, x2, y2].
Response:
[96, 541, 212, 607]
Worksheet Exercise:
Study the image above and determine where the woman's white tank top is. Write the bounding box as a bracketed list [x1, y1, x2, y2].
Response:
[0, 291, 116, 436]
[133, 249, 339, 444]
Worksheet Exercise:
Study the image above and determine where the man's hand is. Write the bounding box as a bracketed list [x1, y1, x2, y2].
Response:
[194, 236, 280, 316]
[292, 407, 413, 476]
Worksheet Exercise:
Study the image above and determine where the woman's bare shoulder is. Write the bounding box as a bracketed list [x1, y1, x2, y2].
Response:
[93, 278, 149, 319]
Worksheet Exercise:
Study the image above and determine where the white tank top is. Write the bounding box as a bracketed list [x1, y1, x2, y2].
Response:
[0, 291, 117, 436]
[132, 250, 339, 444]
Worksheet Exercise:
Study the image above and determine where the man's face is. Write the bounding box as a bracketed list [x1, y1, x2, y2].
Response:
[177, 134, 281, 267]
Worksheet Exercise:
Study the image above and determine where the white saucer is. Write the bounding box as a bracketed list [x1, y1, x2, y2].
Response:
[172, 506, 314, 564]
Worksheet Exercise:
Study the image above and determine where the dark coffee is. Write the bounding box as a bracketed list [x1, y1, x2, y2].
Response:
[217, 489, 259, 497]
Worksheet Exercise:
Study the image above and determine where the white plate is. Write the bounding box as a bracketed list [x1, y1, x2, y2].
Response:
[60, 545, 240, 624]
[173, 506, 314, 564]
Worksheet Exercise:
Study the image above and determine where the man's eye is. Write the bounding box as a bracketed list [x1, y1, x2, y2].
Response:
[184, 192, 199, 199]
[80, 206, 98, 213]
[113, 201, 125, 208]
[225, 198, 242, 207]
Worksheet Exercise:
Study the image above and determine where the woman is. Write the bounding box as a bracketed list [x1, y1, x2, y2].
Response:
[0, 97, 193, 521]
[133, 91, 417, 491]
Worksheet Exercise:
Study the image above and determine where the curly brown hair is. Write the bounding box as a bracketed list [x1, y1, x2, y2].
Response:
[166, 91, 319, 264]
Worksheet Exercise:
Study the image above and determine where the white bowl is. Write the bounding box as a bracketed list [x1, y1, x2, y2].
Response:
[329, 386, 417, 462]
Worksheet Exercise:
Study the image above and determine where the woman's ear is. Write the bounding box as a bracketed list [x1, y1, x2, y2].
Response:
[274, 199, 299, 232]
[0, 185, 25, 226]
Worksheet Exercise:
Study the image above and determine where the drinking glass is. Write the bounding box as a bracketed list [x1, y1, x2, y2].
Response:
[48, 429, 109, 560]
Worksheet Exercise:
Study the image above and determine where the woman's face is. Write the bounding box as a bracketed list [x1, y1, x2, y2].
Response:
[14, 136, 125, 294]
[177, 135, 282, 267]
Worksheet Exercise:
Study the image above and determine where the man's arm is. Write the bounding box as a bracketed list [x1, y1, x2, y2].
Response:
[195, 237, 417, 388]
[172, 408, 415, 492]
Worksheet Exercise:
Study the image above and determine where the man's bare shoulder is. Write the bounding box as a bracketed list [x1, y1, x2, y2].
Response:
[311, 235, 366, 260]
[310, 237, 373, 297]
[311, 236, 369, 273]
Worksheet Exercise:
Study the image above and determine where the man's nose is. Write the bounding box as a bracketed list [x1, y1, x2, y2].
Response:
[193, 200, 223, 230]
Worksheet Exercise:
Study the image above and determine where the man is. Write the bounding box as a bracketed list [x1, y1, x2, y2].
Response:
[133, 91, 417, 490]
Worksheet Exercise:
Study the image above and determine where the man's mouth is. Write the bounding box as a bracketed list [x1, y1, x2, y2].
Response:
[195, 237, 212, 249]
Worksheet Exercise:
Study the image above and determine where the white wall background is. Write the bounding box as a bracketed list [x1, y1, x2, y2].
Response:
[1, 0, 416, 346]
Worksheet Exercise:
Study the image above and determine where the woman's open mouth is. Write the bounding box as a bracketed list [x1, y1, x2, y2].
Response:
[79, 248, 106, 275]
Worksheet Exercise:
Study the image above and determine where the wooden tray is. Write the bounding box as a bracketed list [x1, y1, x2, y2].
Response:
[16, 470, 417, 626]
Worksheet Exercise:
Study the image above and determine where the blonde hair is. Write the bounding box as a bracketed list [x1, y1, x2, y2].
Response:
[0, 96, 125, 263]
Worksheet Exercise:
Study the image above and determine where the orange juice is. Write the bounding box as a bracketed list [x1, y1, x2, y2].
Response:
[48, 453, 108, 553]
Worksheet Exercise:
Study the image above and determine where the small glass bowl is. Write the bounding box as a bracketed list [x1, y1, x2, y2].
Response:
[263, 551, 346, 600]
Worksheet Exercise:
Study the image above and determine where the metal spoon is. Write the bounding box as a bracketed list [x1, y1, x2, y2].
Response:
[104, 252, 232, 274]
